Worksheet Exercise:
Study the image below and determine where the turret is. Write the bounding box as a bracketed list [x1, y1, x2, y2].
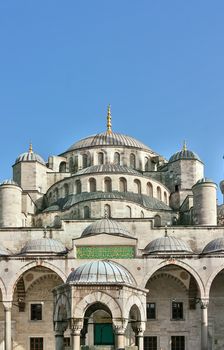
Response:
[0, 180, 22, 227]
[192, 178, 217, 226]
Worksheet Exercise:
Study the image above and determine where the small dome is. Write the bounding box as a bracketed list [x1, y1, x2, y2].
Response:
[67, 260, 135, 285]
[65, 132, 152, 152]
[0, 244, 10, 256]
[21, 238, 67, 254]
[145, 236, 193, 254]
[202, 237, 224, 254]
[196, 177, 214, 185]
[169, 149, 201, 163]
[15, 145, 45, 165]
[0, 179, 19, 186]
[81, 218, 132, 237]
[75, 164, 141, 176]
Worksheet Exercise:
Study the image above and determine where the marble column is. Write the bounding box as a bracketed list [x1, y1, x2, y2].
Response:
[201, 299, 209, 350]
[70, 318, 83, 350]
[54, 321, 66, 350]
[116, 330, 125, 350]
[136, 329, 144, 350]
[3, 302, 12, 350]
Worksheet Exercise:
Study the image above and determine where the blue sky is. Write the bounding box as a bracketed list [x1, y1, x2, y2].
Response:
[0, 1, 224, 202]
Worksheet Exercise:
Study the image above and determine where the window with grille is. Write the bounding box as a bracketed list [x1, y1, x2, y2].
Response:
[172, 302, 183, 320]
[146, 303, 156, 319]
[144, 336, 157, 350]
[171, 336, 185, 350]
[30, 338, 43, 350]
[30, 304, 42, 321]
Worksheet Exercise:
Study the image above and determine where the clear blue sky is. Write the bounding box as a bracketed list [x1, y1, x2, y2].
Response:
[0, 1, 224, 202]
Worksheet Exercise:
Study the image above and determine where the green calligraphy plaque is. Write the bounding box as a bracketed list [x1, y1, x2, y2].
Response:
[77, 246, 134, 259]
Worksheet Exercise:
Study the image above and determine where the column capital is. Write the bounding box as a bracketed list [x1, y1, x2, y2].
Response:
[113, 318, 128, 335]
[70, 318, 83, 335]
[3, 301, 12, 310]
[200, 298, 209, 309]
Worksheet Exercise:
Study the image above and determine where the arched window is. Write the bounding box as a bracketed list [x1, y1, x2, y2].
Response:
[104, 177, 112, 192]
[75, 180, 82, 194]
[74, 156, 78, 172]
[146, 182, 153, 197]
[114, 152, 120, 165]
[145, 157, 149, 171]
[126, 206, 132, 218]
[98, 152, 104, 165]
[59, 161, 66, 172]
[64, 183, 69, 197]
[134, 179, 141, 194]
[104, 204, 111, 218]
[54, 188, 59, 201]
[119, 177, 127, 192]
[89, 178, 96, 192]
[82, 154, 88, 168]
[164, 192, 168, 204]
[130, 153, 136, 169]
[157, 186, 161, 200]
[84, 206, 90, 219]
[154, 214, 161, 227]
[69, 157, 73, 172]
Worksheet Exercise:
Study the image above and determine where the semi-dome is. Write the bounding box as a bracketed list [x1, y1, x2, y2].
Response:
[145, 236, 193, 254]
[81, 218, 132, 238]
[67, 260, 135, 285]
[202, 237, 224, 254]
[75, 164, 141, 176]
[20, 238, 67, 255]
[65, 131, 152, 152]
[169, 143, 201, 163]
[0, 179, 19, 186]
[15, 144, 45, 165]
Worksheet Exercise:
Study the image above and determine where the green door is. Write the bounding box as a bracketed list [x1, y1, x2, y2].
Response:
[94, 323, 114, 345]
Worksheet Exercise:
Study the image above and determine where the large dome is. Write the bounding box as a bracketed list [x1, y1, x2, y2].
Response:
[145, 236, 193, 254]
[65, 131, 152, 152]
[81, 218, 132, 237]
[67, 260, 135, 285]
[20, 238, 67, 254]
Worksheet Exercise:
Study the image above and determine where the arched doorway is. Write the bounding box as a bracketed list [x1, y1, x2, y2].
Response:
[83, 302, 114, 346]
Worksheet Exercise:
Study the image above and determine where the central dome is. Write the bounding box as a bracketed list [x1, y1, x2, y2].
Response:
[65, 131, 151, 152]
[67, 260, 135, 285]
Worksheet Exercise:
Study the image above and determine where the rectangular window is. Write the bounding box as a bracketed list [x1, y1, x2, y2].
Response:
[31, 304, 42, 321]
[171, 336, 185, 350]
[30, 338, 43, 350]
[64, 337, 70, 347]
[144, 336, 157, 350]
[146, 302, 156, 319]
[172, 302, 183, 320]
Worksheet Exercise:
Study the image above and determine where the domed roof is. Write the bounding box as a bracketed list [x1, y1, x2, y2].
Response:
[15, 145, 45, 165]
[196, 177, 214, 185]
[0, 179, 19, 186]
[65, 131, 151, 152]
[81, 218, 132, 238]
[0, 244, 10, 256]
[169, 143, 201, 163]
[20, 238, 67, 254]
[67, 260, 135, 285]
[145, 236, 193, 254]
[202, 237, 224, 254]
[75, 164, 140, 176]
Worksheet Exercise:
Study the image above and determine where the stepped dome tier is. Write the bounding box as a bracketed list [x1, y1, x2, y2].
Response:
[145, 236, 193, 254]
[81, 218, 132, 237]
[20, 238, 67, 254]
[65, 131, 152, 152]
[67, 260, 135, 285]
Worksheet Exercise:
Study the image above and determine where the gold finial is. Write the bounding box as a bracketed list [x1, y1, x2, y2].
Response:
[29, 142, 33, 153]
[107, 104, 112, 133]
[182, 140, 187, 151]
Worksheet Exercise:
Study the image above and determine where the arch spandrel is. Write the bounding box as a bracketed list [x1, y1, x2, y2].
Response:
[141, 260, 205, 298]
[74, 291, 122, 320]
[123, 294, 146, 322]
[205, 263, 224, 297]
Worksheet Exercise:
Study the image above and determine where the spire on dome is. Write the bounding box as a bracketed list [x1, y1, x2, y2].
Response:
[29, 142, 33, 153]
[182, 140, 187, 151]
[107, 104, 112, 134]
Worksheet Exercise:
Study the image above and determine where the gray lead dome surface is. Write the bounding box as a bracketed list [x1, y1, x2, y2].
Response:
[169, 149, 201, 163]
[75, 164, 141, 176]
[202, 237, 224, 254]
[66, 131, 151, 151]
[81, 218, 132, 237]
[67, 260, 135, 285]
[21, 238, 67, 254]
[145, 236, 193, 254]
[15, 152, 45, 165]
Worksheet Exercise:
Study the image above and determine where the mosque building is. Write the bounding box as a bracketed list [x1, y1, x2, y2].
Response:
[0, 106, 224, 350]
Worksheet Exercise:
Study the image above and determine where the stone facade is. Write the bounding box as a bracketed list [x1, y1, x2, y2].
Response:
[0, 111, 224, 350]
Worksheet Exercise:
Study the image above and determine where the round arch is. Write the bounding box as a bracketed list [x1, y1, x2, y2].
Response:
[74, 291, 122, 320]
[141, 260, 205, 298]
[8, 260, 67, 300]
[0, 277, 7, 300]
[205, 263, 224, 297]
[123, 294, 146, 322]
